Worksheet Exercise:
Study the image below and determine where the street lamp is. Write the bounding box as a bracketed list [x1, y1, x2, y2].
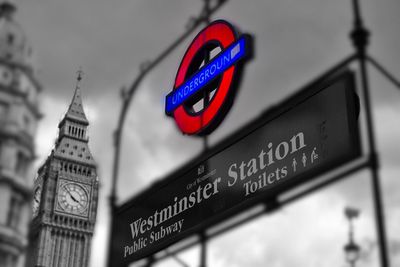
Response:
[344, 240, 360, 265]
[344, 207, 361, 267]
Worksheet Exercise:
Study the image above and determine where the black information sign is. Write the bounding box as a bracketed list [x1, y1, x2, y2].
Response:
[111, 71, 361, 265]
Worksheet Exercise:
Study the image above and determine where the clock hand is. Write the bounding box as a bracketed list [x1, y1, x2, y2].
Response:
[70, 194, 79, 203]
[66, 188, 80, 203]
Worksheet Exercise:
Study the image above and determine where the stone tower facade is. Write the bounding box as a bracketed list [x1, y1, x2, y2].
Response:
[0, 1, 42, 267]
[26, 73, 99, 267]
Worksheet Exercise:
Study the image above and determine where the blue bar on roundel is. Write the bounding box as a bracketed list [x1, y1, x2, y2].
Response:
[165, 37, 247, 115]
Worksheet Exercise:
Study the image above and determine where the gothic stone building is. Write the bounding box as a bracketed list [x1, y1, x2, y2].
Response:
[26, 75, 99, 267]
[0, 2, 42, 267]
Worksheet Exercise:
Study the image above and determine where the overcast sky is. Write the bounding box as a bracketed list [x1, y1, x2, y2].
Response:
[14, 0, 400, 266]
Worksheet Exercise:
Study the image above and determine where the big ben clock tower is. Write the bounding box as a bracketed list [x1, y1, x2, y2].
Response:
[26, 72, 99, 267]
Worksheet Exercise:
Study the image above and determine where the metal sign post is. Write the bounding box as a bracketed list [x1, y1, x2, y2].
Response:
[109, 71, 362, 266]
[107, 0, 400, 266]
[106, 1, 227, 267]
[350, 0, 389, 266]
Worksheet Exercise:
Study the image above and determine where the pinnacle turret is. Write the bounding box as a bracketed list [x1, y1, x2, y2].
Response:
[59, 69, 89, 127]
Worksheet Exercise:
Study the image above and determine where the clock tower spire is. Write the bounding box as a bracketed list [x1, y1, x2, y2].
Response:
[59, 67, 89, 128]
[26, 71, 99, 267]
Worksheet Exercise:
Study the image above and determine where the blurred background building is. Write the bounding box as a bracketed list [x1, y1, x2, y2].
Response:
[0, 1, 42, 267]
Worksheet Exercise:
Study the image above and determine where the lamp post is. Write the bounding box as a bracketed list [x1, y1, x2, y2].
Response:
[344, 207, 361, 267]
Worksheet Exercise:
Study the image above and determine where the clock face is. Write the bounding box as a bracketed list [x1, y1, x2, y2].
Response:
[32, 186, 41, 216]
[58, 183, 89, 215]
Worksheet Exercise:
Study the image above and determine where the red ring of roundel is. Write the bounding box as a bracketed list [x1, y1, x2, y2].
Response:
[173, 20, 238, 135]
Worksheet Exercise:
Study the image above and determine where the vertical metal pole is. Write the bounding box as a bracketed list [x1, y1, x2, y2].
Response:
[107, 129, 120, 267]
[145, 255, 154, 267]
[200, 3, 210, 262]
[350, 1, 389, 267]
[202, 0, 211, 151]
[199, 233, 207, 267]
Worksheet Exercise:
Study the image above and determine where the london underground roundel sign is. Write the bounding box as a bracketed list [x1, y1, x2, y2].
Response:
[165, 20, 253, 136]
